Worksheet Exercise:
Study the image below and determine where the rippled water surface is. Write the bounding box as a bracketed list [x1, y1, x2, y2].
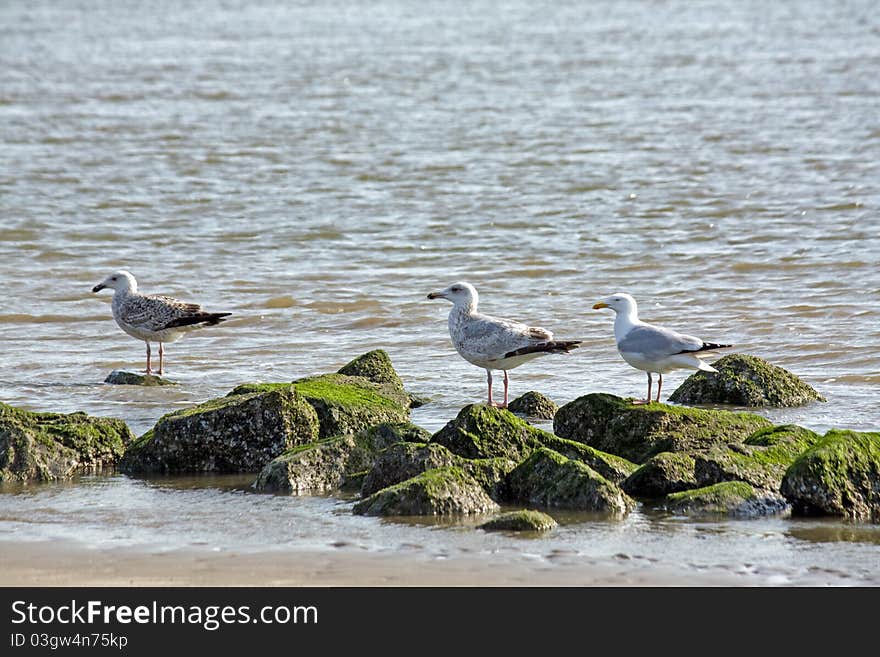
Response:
[1, 0, 879, 584]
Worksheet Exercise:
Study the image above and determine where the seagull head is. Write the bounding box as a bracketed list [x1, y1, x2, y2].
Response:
[92, 270, 137, 294]
[427, 281, 478, 309]
[592, 292, 638, 316]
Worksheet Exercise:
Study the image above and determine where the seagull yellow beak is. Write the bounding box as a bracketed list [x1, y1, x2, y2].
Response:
[592, 302, 608, 310]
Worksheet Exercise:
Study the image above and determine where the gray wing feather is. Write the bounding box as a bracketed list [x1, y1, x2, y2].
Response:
[458, 313, 552, 360]
[119, 294, 203, 332]
[617, 324, 703, 360]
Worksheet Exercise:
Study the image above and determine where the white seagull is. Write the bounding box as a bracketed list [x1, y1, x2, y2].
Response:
[593, 292, 731, 404]
[428, 281, 581, 407]
[92, 270, 231, 375]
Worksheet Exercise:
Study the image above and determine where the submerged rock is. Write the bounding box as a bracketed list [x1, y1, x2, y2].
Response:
[505, 447, 635, 514]
[554, 393, 771, 464]
[781, 430, 880, 521]
[104, 370, 176, 386]
[508, 391, 559, 420]
[479, 509, 558, 533]
[0, 402, 132, 482]
[664, 481, 789, 517]
[353, 466, 499, 516]
[121, 386, 319, 474]
[668, 353, 825, 407]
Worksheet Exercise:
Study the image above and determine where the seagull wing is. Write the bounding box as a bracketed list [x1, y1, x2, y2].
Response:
[617, 323, 705, 360]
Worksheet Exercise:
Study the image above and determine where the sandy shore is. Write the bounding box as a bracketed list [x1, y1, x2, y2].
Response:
[0, 539, 755, 587]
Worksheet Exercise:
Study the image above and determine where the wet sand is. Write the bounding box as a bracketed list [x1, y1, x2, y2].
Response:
[2, 540, 747, 587]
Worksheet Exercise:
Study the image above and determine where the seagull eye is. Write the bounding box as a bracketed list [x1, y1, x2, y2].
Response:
[451, 286, 461, 292]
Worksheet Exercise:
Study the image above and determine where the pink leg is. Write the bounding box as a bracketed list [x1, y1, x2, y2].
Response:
[501, 370, 510, 408]
[656, 373, 663, 403]
[486, 370, 496, 406]
[158, 343, 165, 376]
[145, 342, 152, 374]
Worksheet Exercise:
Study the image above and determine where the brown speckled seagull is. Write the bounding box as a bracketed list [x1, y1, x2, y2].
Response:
[92, 270, 231, 375]
[427, 281, 581, 407]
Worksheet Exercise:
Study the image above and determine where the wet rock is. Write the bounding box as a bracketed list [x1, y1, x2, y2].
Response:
[553, 393, 772, 464]
[254, 434, 373, 494]
[623, 425, 821, 497]
[668, 353, 825, 407]
[479, 509, 557, 533]
[539, 434, 639, 484]
[104, 370, 176, 386]
[353, 466, 499, 516]
[664, 481, 790, 517]
[0, 402, 132, 482]
[461, 457, 518, 500]
[508, 391, 558, 420]
[623, 452, 698, 497]
[361, 442, 459, 497]
[336, 349, 405, 391]
[781, 429, 880, 521]
[505, 447, 635, 514]
[692, 425, 822, 492]
[121, 386, 319, 474]
[431, 404, 545, 462]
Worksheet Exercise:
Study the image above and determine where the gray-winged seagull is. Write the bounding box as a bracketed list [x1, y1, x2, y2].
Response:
[92, 270, 231, 375]
[428, 281, 581, 407]
[593, 292, 731, 403]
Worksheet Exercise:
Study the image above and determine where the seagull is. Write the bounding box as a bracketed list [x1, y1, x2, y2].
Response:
[427, 281, 581, 407]
[593, 292, 731, 404]
[92, 270, 231, 376]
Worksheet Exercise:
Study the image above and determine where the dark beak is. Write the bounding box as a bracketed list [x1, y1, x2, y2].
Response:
[92, 284, 105, 293]
[427, 292, 442, 300]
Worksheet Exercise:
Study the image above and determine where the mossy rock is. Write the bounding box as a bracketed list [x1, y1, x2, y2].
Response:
[553, 393, 772, 464]
[505, 447, 635, 514]
[104, 370, 176, 386]
[361, 441, 460, 497]
[664, 481, 789, 517]
[0, 402, 132, 482]
[353, 466, 499, 516]
[693, 425, 822, 492]
[430, 404, 546, 462]
[254, 434, 374, 494]
[479, 509, 557, 533]
[668, 353, 825, 407]
[623, 452, 698, 497]
[781, 430, 880, 521]
[354, 422, 431, 451]
[538, 434, 638, 484]
[508, 391, 559, 420]
[121, 386, 319, 474]
[361, 440, 516, 500]
[336, 349, 405, 391]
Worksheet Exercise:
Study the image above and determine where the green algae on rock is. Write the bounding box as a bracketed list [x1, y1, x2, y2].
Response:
[538, 434, 638, 484]
[121, 386, 319, 474]
[692, 424, 822, 492]
[623, 452, 698, 497]
[781, 430, 880, 521]
[505, 447, 635, 514]
[479, 509, 557, 533]
[431, 404, 546, 462]
[254, 434, 373, 493]
[0, 402, 132, 482]
[353, 466, 499, 516]
[360, 441, 460, 497]
[664, 481, 789, 517]
[553, 393, 772, 464]
[507, 391, 559, 420]
[104, 370, 177, 386]
[668, 353, 825, 407]
[255, 422, 430, 494]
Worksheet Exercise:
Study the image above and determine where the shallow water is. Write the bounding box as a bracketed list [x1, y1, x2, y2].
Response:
[1, 0, 879, 584]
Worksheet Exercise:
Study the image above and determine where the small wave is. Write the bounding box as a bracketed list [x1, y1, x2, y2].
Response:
[0, 314, 99, 324]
